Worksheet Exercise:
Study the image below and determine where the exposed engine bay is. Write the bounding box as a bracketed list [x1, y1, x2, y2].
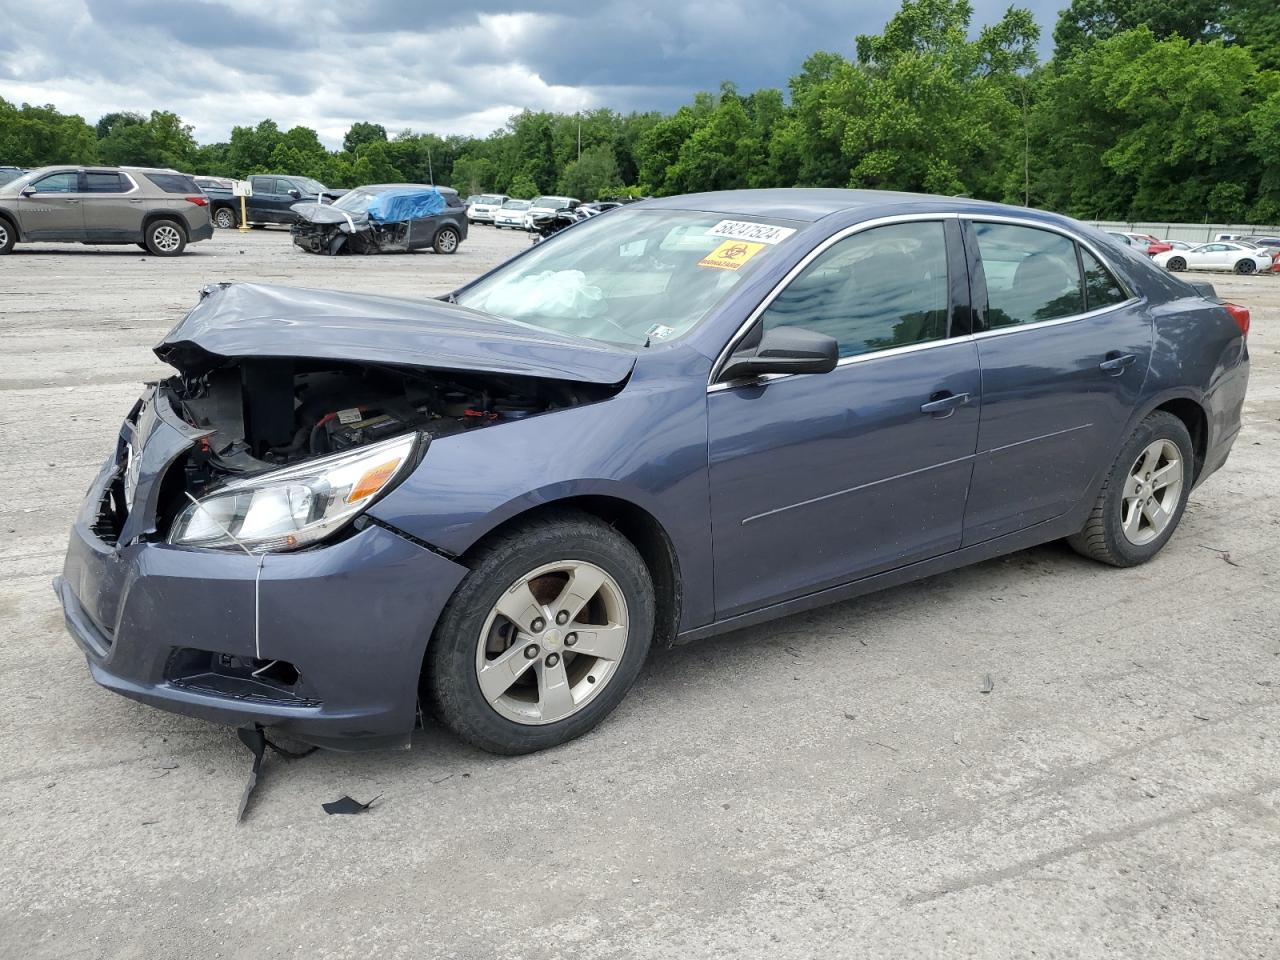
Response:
[165, 358, 613, 495]
[291, 218, 411, 255]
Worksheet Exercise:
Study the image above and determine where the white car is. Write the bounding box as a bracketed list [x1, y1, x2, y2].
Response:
[492, 198, 531, 229]
[523, 195, 580, 230]
[1153, 241, 1274, 275]
[466, 194, 509, 224]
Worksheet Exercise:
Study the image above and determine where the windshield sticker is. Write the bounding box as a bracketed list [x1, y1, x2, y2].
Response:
[698, 239, 766, 271]
[706, 220, 796, 245]
[646, 323, 675, 340]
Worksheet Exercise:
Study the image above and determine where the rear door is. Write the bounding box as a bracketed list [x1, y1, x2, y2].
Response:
[15, 170, 85, 239]
[707, 218, 980, 617]
[82, 170, 143, 240]
[960, 219, 1152, 545]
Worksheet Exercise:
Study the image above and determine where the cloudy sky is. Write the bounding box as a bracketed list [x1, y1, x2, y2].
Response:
[0, 0, 1061, 148]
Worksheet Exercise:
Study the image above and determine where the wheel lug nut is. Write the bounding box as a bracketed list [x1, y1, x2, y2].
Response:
[565, 633, 577, 647]
[556, 610, 570, 625]
[531, 617, 545, 632]
[524, 644, 539, 659]
[545, 653, 560, 667]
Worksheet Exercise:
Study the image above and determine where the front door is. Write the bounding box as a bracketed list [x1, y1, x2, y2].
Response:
[961, 220, 1153, 545]
[15, 170, 85, 240]
[707, 219, 980, 618]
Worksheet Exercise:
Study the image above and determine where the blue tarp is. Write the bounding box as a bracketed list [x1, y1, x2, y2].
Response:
[366, 188, 446, 223]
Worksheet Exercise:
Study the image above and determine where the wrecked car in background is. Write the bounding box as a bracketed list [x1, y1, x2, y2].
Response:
[291, 183, 468, 255]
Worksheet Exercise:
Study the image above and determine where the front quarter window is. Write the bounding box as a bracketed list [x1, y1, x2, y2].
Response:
[456, 209, 797, 346]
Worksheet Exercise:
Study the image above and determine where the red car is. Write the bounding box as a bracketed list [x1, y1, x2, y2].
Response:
[1125, 233, 1173, 256]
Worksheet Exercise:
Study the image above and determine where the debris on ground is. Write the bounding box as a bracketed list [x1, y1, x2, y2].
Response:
[235, 725, 318, 823]
[980, 674, 995, 695]
[322, 795, 380, 816]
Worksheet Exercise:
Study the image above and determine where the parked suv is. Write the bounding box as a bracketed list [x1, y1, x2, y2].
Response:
[203, 174, 345, 229]
[0, 166, 214, 256]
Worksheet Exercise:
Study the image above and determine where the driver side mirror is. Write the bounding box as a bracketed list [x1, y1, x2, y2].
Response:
[719, 326, 839, 382]
[20, 187, 35, 197]
[288, 189, 301, 199]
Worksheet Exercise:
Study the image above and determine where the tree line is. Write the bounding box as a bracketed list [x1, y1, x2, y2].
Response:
[2, 0, 1277, 222]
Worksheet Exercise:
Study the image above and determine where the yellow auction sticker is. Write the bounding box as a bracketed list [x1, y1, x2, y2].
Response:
[698, 239, 766, 271]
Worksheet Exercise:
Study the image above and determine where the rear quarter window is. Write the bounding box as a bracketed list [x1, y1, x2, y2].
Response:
[144, 173, 201, 194]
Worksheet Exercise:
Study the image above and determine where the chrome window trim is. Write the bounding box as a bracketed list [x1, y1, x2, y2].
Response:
[708, 210, 1142, 393]
[708, 212, 959, 387]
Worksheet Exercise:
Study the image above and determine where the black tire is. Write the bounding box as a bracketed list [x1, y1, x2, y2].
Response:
[1167, 256, 1186, 271]
[1234, 258, 1256, 275]
[0, 217, 15, 255]
[433, 225, 460, 255]
[143, 219, 186, 256]
[425, 512, 655, 754]
[1067, 411, 1194, 567]
[213, 206, 237, 229]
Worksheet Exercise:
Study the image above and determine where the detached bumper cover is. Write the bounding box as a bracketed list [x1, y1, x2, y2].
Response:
[56, 436, 467, 750]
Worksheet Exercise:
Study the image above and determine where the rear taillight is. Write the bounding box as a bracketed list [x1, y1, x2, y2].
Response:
[1224, 302, 1250, 338]
[185, 196, 209, 207]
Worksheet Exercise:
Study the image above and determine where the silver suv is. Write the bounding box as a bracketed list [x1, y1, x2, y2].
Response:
[0, 166, 214, 256]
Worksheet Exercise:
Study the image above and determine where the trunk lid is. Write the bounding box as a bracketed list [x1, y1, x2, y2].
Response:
[156, 282, 637, 384]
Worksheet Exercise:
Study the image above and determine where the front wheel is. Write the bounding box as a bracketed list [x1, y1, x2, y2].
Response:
[433, 226, 460, 254]
[425, 513, 655, 754]
[1234, 259, 1256, 275]
[144, 219, 186, 256]
[1067, 411, 1194, 567]
[1166, 256, 1186, 271]
[0, 218, 14, 254]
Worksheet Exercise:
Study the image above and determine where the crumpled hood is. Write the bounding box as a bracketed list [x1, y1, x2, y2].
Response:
[290, 202, 366, 227]
[155, 282, 637, 385]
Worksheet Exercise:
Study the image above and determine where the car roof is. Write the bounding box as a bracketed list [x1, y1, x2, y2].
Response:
[361, 182, 458, 194]
[19, 164, 181, 175]
[640, 187, 1045, 223]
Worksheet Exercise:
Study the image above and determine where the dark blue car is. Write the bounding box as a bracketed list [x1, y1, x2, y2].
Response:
[56, 189, 1250, 754]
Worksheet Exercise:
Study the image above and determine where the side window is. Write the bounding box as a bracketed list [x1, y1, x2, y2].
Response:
[250, 176, 273, 194]
[974, 222, 1084, 328]
[276, 179, 298, 194]
[31, 172, 79, 193]
[84, 172, 128, 193]
[1080, 249, 1128, 310]
[760, 221, 949, 359]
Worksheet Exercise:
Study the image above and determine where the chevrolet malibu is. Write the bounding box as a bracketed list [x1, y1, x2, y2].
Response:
[55, 189, 1250, 755]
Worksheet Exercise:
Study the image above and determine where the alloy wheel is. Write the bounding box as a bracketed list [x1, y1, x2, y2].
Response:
[214, 208, 235, 228]
[153, 225, 181, 252]
[475, 560, 630, 725]
[437, 229, 458, 253]
[1120, 439, 1183, 546]
[1236, 259, 1255, 275]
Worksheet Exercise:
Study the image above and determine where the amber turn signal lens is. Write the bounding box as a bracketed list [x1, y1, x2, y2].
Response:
[346, 459, 400, 504]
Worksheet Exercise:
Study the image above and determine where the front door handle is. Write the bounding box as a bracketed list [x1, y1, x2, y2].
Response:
[920, 392, 971, 418]
[129, 198, 143, 203]
[1099, 353, 1137, 375]
[63, 199, 80, 205]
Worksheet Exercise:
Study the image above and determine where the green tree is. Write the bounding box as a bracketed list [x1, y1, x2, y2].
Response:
[507, 173, 539, 198]
[451, 155, 494, 195]
[1224, 0, 1280, 70]
[1052, 0, 1224, 61]
[0, 98, 98, 166]
[558, 144, 621, 199]
[342, 122, 387, 153]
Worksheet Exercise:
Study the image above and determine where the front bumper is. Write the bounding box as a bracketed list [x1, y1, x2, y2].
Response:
[56, 401, 468, 750]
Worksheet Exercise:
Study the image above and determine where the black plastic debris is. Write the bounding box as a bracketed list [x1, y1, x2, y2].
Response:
[979, 674, 995, 695]
[322, 795, 380, 816]
[235, 725, 318, 822]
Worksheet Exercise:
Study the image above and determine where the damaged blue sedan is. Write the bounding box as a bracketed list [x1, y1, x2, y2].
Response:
[56, 189, 1250, 755]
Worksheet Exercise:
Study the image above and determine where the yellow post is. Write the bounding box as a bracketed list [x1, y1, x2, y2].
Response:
[239, 195, 249, 233]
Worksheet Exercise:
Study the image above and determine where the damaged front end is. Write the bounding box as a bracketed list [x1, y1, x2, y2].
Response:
[54, 281, 633, 749]
[290, 202, 406, 255]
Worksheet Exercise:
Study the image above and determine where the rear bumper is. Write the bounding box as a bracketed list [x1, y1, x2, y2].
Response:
[189, 221, 214, 243]
[1198, 351, 1249, 486]
[57, 460, 468, 750]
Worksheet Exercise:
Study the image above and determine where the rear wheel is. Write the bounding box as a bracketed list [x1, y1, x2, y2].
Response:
[0, 218, 14, 254]
[1234, 258, 1256, 275]
[425, 513, 655, 754]
[433, 225, 460, 255]
[144, 219, 186, 256]
[213, 206, 237, 229]
[1067, 411, 1194, 567]
[1167, 256, 1186, 271]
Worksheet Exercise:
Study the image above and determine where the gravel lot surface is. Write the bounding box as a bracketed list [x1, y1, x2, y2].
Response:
[1, 228, 1277, 960]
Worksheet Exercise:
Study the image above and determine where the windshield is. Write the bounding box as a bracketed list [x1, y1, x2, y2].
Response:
[455, 208, 797, 347]
[502, 199, 531, 209]
[295, 177, 327, 195]
[476, 195, 505, 204]
[531, 196, 571, 209]
[332, 188, 379, 213]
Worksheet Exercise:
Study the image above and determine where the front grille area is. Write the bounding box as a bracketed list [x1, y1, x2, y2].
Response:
[89, 475, 127, 547]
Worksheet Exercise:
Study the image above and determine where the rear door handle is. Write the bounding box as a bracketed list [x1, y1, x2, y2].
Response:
[1099, 353, 1137, 375]
[129, 198, 143, 203]
[63, 199, 80, 205]
[920, 392, 971, 418]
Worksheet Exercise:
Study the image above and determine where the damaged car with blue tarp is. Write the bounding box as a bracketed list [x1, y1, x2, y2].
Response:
[290, 183, 468, 256]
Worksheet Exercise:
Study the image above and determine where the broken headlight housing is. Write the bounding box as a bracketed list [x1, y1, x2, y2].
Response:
[168, 434, 418, 552]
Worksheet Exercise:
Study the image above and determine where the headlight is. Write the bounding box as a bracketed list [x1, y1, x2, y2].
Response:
[168, 434, 418, 552]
